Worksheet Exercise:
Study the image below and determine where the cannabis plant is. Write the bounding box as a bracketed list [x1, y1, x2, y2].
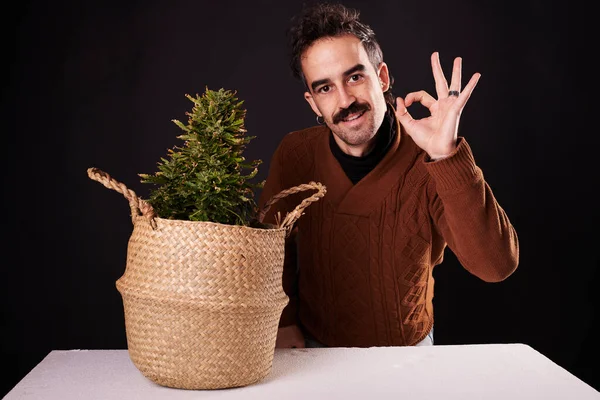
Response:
[139, 87, 264, 226]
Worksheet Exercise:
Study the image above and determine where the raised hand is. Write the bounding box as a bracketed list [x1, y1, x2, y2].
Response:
[395, 52, 481, 160]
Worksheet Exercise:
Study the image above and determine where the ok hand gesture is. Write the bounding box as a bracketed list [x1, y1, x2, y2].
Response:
[395, 52, 481, 160]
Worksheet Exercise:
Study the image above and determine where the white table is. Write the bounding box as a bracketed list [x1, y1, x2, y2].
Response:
[4, 344, 598, 399]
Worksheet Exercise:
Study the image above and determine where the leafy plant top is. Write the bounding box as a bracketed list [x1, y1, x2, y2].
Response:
[139, 87, 264, 225]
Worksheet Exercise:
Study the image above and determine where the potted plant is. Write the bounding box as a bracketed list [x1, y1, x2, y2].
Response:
[87, 87, 325, 390]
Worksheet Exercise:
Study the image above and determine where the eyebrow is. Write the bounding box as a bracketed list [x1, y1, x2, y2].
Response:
[310, 63, 367, 92]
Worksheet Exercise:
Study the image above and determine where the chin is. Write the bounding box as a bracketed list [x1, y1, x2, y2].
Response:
[335, 129, 377, 147]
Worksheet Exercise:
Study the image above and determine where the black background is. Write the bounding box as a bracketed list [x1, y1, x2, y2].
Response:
[3, 0, 597, 396]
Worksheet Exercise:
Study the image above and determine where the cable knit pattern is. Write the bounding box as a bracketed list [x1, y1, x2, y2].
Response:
[258, 123, 519, 347]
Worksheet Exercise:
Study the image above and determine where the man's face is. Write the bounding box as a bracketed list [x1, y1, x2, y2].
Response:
[301, 34, 390, 151]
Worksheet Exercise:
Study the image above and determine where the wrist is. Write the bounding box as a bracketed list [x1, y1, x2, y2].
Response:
[428, 154, 450, 162]
[427, 143, 457, 161]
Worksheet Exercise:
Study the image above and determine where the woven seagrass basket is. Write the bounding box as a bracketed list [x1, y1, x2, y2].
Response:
[87, 167, 325, 390]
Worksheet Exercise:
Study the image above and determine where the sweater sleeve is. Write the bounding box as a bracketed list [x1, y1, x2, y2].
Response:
[425, 137, 519, 282]
[257, 141, 300, 327]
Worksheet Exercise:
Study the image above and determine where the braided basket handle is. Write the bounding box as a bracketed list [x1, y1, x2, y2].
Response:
[87, 167, 158, 228]
[258, 182, 326, 236]
[88, 167, 326, 234]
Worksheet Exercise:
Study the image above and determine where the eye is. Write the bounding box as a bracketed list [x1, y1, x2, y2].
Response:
[318, 85, 331, 94]
[349, 74, 363, 83]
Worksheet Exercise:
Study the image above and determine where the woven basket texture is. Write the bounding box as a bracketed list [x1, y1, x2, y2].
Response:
[87, 167, 325, 389]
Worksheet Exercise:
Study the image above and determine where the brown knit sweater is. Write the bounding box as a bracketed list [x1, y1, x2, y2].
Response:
[257, 122, 519, 347]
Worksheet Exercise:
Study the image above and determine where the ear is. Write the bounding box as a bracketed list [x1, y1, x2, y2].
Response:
[304, 91, 322, 117]
[377, 62, 391, 92]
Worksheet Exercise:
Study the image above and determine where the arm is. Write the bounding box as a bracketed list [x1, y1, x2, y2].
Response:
[426, 138, 519, 282]
[395, 52, 518, 281]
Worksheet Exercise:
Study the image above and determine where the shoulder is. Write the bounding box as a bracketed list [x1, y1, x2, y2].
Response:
[275, 125, 327, 156]
[271, 125, 326, 185]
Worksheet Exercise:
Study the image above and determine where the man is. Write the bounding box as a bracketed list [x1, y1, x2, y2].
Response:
[258, 2, 519, 348]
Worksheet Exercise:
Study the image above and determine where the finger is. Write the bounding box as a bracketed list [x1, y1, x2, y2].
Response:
[454, 73, 481, 109]
[405, 90, 436, 110]
[448, 57, 462, 95]
[431, 52, 449, 99]
[395, 97, 413, 124]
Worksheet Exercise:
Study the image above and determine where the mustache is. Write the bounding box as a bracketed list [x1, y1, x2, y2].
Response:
[332, 102, 371, 124]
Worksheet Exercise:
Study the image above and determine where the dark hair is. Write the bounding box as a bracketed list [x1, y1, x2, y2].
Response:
[287, 2, 395, 104]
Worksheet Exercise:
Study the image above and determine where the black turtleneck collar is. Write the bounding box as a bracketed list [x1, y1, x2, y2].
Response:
[329, 103, 397, 184]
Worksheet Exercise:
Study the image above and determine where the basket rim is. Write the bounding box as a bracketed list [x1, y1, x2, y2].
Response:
[133, 215, 285, 232]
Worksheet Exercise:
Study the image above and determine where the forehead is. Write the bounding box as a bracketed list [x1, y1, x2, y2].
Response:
[301, 34, 372, 82]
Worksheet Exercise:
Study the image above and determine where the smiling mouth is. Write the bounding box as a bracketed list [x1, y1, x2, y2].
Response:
[341, 110, 366, 122]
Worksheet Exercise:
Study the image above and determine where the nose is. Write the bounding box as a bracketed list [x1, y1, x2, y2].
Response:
[337, 86, 356, 110]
